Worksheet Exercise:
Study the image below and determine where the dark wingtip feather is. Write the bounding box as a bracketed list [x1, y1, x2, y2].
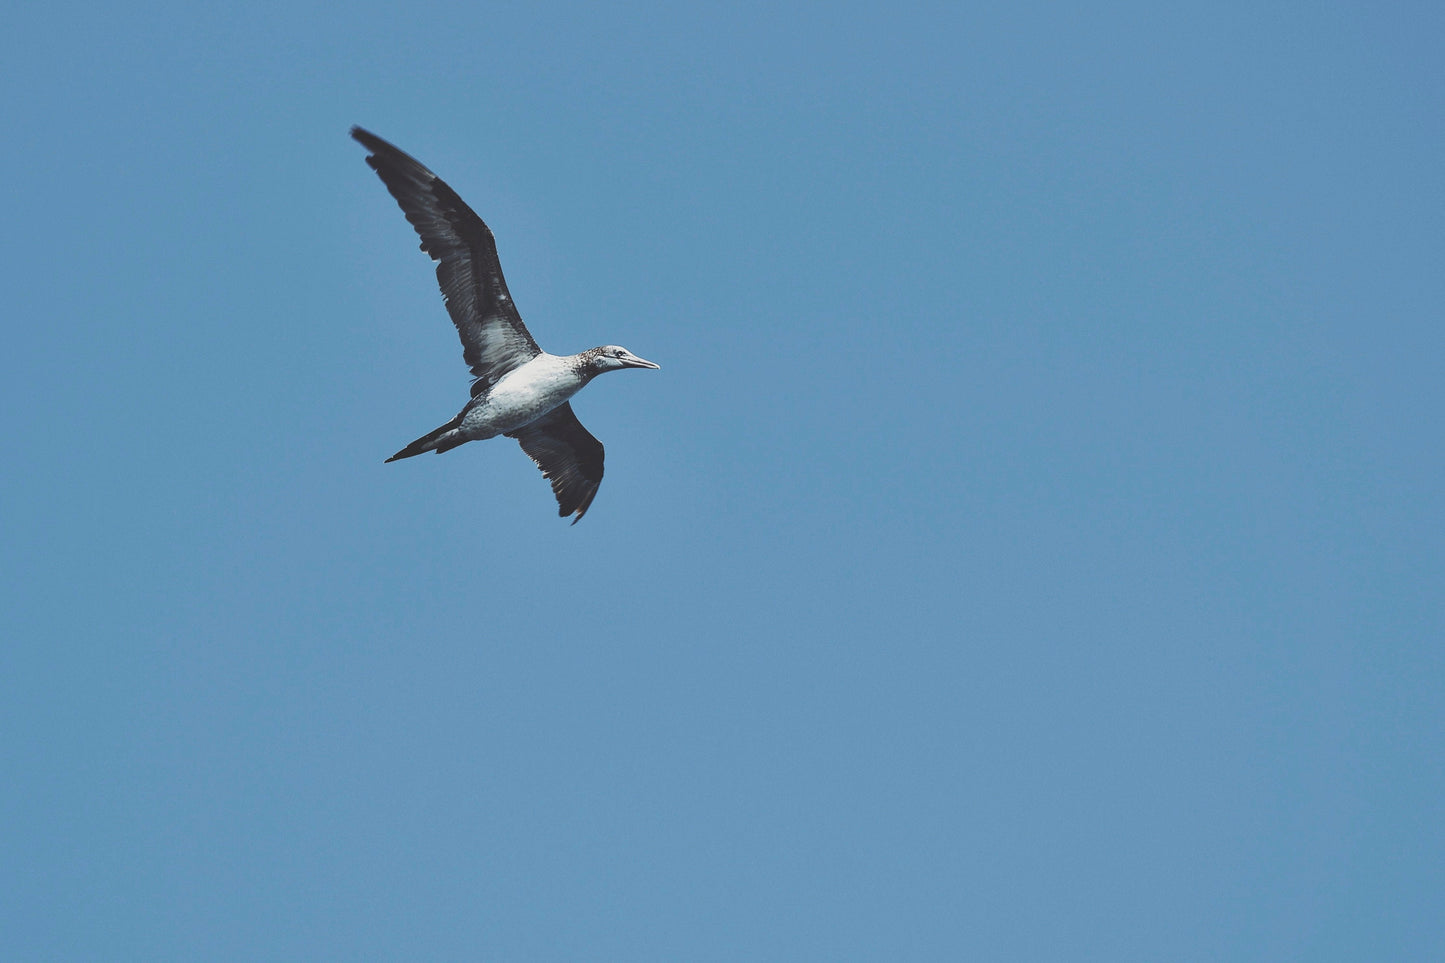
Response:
[350, 125, 382, 150]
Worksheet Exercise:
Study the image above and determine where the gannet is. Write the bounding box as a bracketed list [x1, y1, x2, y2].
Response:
[351, 127, 659, 523]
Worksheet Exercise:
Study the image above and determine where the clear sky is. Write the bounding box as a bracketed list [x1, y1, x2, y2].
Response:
[3, 0, 1442, 959]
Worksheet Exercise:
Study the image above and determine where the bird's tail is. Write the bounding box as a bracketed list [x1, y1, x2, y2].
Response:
[385, 415, 467, 462]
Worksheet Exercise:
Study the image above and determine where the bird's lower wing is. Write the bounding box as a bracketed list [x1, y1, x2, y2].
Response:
[505, 403, 605, 523]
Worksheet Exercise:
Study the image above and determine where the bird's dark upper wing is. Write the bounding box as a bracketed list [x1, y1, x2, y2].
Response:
[505, 403, 605, 523]
[352, 127, 541, 392]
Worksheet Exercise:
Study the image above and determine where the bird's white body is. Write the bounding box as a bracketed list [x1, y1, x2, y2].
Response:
[462, 353, 584, 438]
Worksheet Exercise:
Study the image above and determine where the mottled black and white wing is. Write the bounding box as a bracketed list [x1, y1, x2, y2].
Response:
[506, 403, 605, 523]
[352, 127, 541, 393]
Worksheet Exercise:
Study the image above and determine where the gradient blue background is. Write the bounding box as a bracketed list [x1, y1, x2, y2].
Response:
[3, 1, 1442, 958]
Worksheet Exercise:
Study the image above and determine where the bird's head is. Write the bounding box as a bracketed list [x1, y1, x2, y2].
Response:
[588, 345, 661, 373]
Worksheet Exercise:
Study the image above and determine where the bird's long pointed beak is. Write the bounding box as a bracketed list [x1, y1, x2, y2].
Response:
[627, 355, 660, 369]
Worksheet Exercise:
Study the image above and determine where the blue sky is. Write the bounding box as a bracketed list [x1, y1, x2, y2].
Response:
[2, 0, 1442, 958]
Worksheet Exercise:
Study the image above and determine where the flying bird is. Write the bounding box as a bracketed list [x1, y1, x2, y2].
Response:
[351, 126, 659, 523]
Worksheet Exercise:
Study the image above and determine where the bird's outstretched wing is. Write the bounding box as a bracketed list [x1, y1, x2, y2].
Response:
[506, 403, 605, 523]
[352, 127, 541, 393]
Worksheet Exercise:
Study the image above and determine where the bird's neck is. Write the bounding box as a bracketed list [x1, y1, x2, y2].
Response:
[568, 349, 604, 384]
